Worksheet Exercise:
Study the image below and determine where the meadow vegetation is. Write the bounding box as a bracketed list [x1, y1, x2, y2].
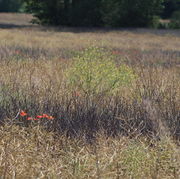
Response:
[0, 14, 179, 178]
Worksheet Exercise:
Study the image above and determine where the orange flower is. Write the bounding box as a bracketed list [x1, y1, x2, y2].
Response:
[36, 115, 43, 119]
[20, 110, 27, 117]
[47, 116, 54, 120]
[42, 114, 49, 118]
[33, 118, 39, 121]
[27, 117, 33, 120]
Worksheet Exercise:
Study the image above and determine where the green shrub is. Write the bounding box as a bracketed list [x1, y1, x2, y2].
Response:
[169, 11, 180, 29]
[149, 16, 161, 29]
[66, 47, 136, 96]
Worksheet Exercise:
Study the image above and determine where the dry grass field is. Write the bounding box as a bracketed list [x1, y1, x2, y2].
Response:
[0, 13, 179, 178]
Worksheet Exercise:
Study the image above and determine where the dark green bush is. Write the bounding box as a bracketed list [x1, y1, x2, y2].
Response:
[0, 0, 24, 12]
[24, 0, 164, 27]
[169, 10, 180, 29]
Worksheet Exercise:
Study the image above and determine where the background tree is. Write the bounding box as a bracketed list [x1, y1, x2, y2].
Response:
[69, 0, 102, 26]
[100, 0, 121, 27]
[24, 0, 165, 27]
[162, 0, 180, 18]
[101, 0, 164, 27]
[0, 0, 24, 12]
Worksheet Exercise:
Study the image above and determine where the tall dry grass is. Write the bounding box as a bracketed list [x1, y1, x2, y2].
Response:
[0, 46, 179, 140]
[0, 122, 179, 178]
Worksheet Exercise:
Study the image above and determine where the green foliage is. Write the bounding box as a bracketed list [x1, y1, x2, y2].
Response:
[100, 0, 121, 27]
[69, 0, 102, 27]
[162, 0, 180, 18]
[0, 0, 24, 12]
[169, 10, 180, 28]
[158, 10, 180, 29]
[24, 0, 102, 26]
[149, 16, 161, 28]
[66, 47, 136, 96]
[118, 0, 164, 27]
[25, 0, 64, 25]
[24, 0, 165, 27]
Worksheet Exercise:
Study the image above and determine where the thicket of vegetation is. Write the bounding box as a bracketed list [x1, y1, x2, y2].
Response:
[0, 0, 25, 12]
[24, 0, 164, 27]
[162, 0, 180, 18]
[0, 0, 180, 28]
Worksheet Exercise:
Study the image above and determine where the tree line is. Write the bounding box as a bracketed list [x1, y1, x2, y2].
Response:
[0, 0, 24, 12]
[0, 0, 179, 27]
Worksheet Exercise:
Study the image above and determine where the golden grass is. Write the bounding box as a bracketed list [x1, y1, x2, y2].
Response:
[0, 13, 33, 25]
[0, 26, 180, 51]
[0, 123, 179, 178]
[0, 13, 179, 178]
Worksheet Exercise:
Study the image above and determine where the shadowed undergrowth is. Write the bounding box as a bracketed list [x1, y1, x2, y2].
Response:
[0, 47, 179, 140]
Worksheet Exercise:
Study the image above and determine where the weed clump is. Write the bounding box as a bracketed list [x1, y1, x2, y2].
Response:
[66, 47, 136, 96]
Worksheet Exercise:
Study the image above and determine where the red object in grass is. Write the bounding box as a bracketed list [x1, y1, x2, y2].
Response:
[27, 117, 33, 120]
[33, 118, 39, 121]
[20, 110, 27, 117]
[42, 114, 49, 118]
[22, 112, 54, 121]
[47, 116, 54, 120]
[36, 115, 43, 119]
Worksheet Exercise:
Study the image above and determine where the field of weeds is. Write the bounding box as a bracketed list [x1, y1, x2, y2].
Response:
[0, 13, 179, 178]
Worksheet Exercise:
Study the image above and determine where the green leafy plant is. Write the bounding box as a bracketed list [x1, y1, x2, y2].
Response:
[169, 10, 180, 29]
[66, 47, 136, 96]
